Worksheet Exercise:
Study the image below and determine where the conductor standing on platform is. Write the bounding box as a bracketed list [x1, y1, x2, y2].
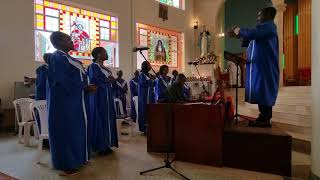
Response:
[228, 7, 279, 128]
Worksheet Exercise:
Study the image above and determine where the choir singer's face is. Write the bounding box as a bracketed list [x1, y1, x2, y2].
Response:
[100, 49, 108, 61]
[59, 34, 74, 52]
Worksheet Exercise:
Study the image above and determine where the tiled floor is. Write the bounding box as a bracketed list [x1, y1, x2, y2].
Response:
[0, 134, 310, 180]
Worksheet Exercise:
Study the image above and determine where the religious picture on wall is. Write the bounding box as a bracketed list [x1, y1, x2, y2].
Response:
[155, 40, 167, 62]
[34, 0, 119, 66]
[136, 23, 182, 69]
[70, 18, 90, 52]
[159, 3, 168, 21]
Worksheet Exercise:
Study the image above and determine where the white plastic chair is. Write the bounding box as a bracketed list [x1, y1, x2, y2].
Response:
[13, 98, 36, 146]
[30, 100, 49, 163]
[114, 98, 133, 138]
[132, 96, 140, 132]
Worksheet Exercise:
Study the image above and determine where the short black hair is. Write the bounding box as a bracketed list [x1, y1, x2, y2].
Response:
[261, 7, 277, 20]
[176, 73, 187, 83]
[50, 31, 68, 48]
[172, 70, 178, 76]
[141, 61, 150, 73]
[91, 47, 107, 63]
[117, 70, 123, 76]
[43, 53, 52, 64]
[159, 65, 169, 75]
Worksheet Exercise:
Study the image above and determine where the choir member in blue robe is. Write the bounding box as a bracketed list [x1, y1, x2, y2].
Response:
[35, 53, 50, 133]
[114, 70, 128, 115]
[35, 53, 50, 100]
[155, 65, 170, 102]
[47, 32, 95, 175]
[183, 83, 191, 101]
[170, 70, 179, 85]
[138, 61, 156, 133]
[87, 47, 118, 156]
[229, 7, 279, 128]
[129, 70, 139, 122]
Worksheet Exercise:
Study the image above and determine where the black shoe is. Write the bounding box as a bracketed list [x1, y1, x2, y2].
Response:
[249, 121, 272, 128]
[98, 148, 113, 156]
[121, 121, 130, 125]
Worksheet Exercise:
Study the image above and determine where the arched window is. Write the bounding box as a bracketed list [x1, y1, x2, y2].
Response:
[34, 0, 119, 67]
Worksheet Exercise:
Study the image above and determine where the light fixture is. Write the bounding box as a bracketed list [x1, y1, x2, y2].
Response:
[217, 33, 225, 37]
[194, 21, 198, 29]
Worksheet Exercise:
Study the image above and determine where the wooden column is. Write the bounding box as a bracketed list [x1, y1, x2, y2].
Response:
[283, 3, 298, 84]
[273, 0, 286, 87]
[297, 0, 311, 85]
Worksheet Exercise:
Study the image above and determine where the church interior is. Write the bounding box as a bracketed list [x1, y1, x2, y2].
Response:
[0, 0, 318, 179]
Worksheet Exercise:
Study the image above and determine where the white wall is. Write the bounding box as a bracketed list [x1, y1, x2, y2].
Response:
[0, 0, 195, 108]
[311, 0, 320, 177]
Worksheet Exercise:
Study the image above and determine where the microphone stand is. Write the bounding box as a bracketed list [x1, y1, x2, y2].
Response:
[138, 50, 190, 180]
[139, 50, 157, 75]
[192, 63, 209, 96]
[232, 59, 250, 124]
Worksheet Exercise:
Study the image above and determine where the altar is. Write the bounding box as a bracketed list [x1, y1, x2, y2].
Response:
[188, 63, 218, 97]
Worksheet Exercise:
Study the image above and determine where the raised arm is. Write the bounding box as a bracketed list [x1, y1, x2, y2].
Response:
[237, 23, 277, 40]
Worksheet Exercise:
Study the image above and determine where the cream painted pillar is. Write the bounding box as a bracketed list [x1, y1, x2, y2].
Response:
[273, 0, 286, 87]
[311, 0, 320, 178]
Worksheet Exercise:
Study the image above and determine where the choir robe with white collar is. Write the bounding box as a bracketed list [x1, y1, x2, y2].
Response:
[35, 64, 48, 133]
[88, 63, 118, 153]
[35, 64, 48, 101]
[47, 50, 89, 171]
[114, 78, 128, 115]
[129, 78, 138, 121]
[183, 83, 191, 101]
[155, 75, 169, 102]
[138, 72, 155, 132]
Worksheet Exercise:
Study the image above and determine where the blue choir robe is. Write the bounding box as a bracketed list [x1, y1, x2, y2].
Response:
[106, 75, 118, 147]
[183, 83, 191, 100]
[47, 50, 89, 171]
[35, 64, 48, 133]
[239, 21, 279, 106]
[170, 77, 176, 85]
[138, 72, 155, 132]
[129, 78, 138, 121]
[35, 64, 48, 100]
[114, 78, 128, 115]
[87, 63, 118, 153]
[155, 75, 169, 102]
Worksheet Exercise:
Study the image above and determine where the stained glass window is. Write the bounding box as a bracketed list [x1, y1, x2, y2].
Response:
[34, 0, 119, 67]
[156, 0, 184, 10]
[136, 23, 183, 70]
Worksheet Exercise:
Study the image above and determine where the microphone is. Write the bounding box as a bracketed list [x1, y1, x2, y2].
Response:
[133, 46, 149, 52]
[188, 61, 200, 65]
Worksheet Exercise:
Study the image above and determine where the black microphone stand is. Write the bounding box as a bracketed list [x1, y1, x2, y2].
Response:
[232, 59, 250, 124]
[138, 50, 157, 75]
[138, 50, 190, 180]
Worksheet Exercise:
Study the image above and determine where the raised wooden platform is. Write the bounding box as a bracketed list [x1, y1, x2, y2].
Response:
[226, 86, 311, 144]
[223, 124, 292, 177]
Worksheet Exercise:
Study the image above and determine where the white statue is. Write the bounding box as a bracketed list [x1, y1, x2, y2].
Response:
[198, 25, 211, 58]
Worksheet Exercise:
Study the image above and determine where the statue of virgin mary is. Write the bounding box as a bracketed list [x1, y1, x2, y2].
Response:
[198, 25, 211, 58]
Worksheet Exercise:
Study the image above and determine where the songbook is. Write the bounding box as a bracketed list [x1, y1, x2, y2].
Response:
[224, 51, 246, 65]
